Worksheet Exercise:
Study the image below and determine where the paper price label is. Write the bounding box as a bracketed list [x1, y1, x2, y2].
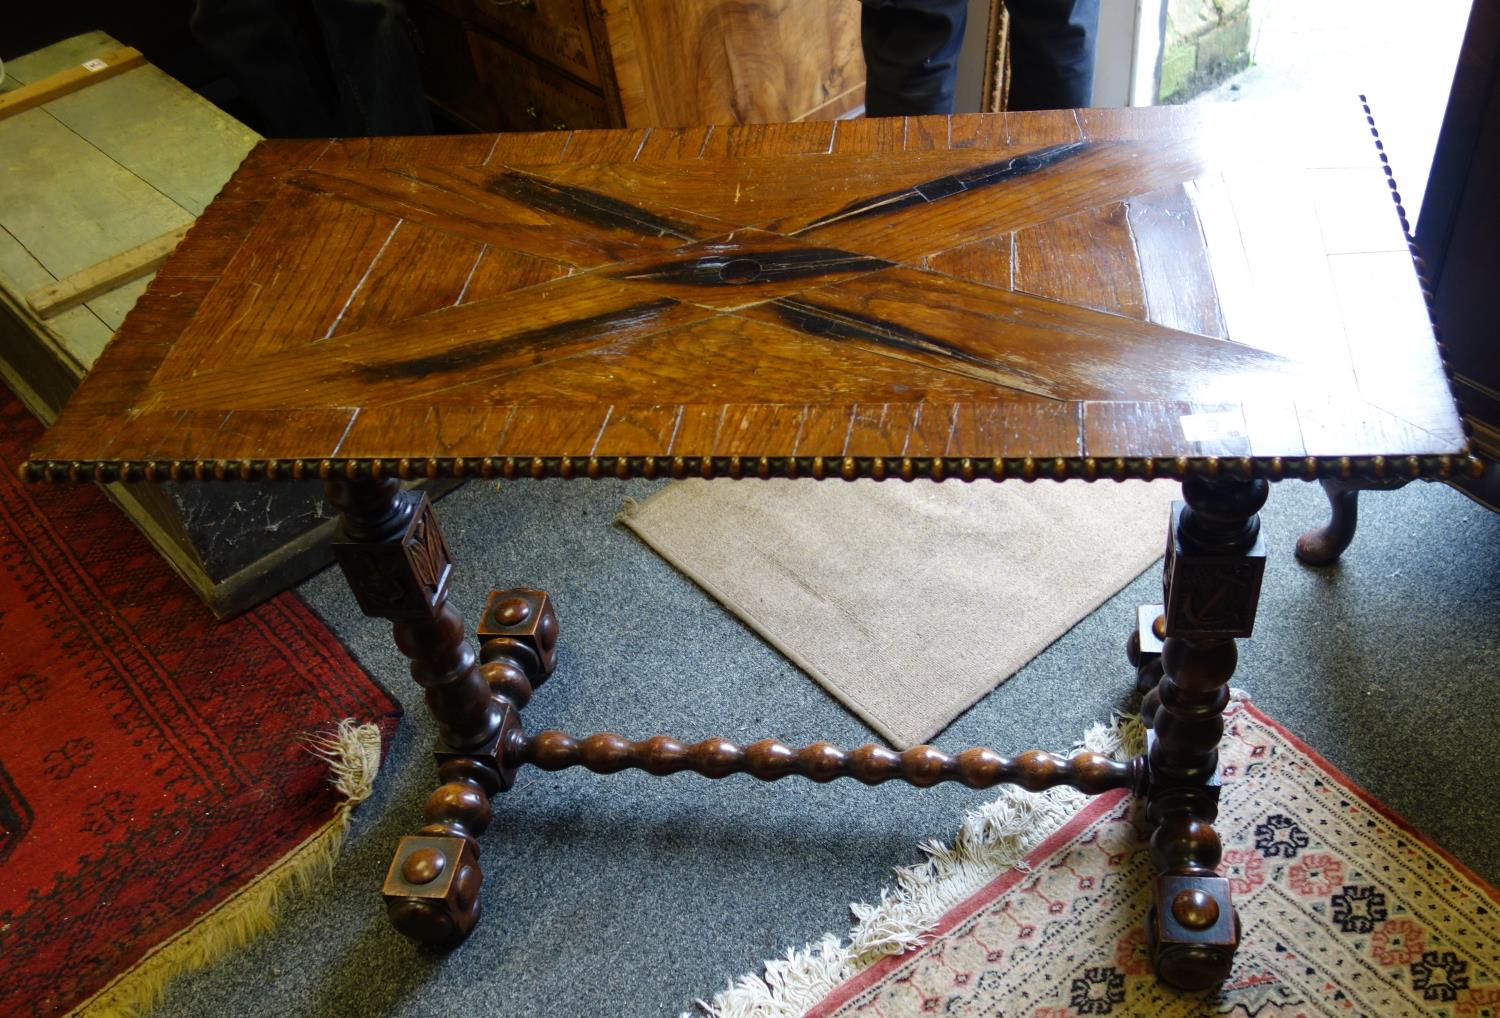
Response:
[82, 59, 109, 72]
[1180, 410, 1248, 444]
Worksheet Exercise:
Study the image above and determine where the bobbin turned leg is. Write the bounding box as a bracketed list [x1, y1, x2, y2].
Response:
[1143, 475, 1267, 991]
[1294, 477, 1407, 566]
[324, 478, 551, 947]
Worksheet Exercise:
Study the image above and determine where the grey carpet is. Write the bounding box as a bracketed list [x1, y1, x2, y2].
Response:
[147, 477, 1500, 1018]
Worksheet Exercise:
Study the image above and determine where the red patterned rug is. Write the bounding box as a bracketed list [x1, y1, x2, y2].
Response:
[0, 391, 401, 1017]
[702, 701, 1500, 1017]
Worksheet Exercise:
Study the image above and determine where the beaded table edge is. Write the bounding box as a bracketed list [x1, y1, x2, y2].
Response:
[18, 452, 1487, 485]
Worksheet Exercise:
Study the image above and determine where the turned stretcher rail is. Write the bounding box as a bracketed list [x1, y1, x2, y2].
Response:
[513, 731, 1141, 794]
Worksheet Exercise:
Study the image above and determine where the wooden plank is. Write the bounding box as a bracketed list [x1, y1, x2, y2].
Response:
[562, 128, 655, 163]
[286, 163, 726, 267]
[845, 403, 921, 456]
[831, 117, 908, 155]
[793, 405, 858, 456]
[326, 222, 485, 337]
[158, 188, 402, 375]
[593, 405, 683, 456]
[418, 306, 1010, 409]
[1125, 185, 1226, 338]
[486, 130, 573, 166]
[799, 139, 1212, 265]
[671, 405, 729, 456]
[457, 246, 572, 305]
[215, 139, 330, 200]
[0, 109, 195, 279]
[68, 276, 218, 413]
[949, 399, 1082, 459]
[1005, 110, 1084, 146]
[699, 121, 837, 159]
[1311, 166, 1410, 254]
[145, 274, 716, 412]
[1212, 164, 1357, 386]
[494, 404, 613, 458]
[1084, 399, 1305, 458]
[26, 224, 189, 319]
[925, 234, 1013, 290]
[736, 267, 1288, 403]
[635, 126, 715, 160]
[536, 148, 991, 239]
[0, 47, 144, 121]
[1329, 250, 1467, 444]
[947, 113, 1007, 149]
[1012, 202, 1147, 319]
[1294, 395, 1462, 457]
[902, 402, 961, 457]
[336, 406, 515, 459]
[904, 115, 951, 151]
[36, 61, 258, 216]
[714, 403, 807, 456]
[154, 199, 271, 281]
[1083, 401, 1250, 458]
[313, 134, 497, 169]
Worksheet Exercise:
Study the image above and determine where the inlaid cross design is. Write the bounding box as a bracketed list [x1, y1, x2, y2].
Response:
[140, 133, 1291, 416]
[27, 106, 1466, 483]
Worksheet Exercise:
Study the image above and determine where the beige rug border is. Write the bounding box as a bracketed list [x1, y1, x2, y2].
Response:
[620, 496, 1165, 747]
[622, 504, 911, 746]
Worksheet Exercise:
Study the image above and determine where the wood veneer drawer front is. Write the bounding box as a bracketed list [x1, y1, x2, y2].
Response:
[412, 1, 498, 129]
[469, 32, 608, 131]
[468, 0, 601, 88]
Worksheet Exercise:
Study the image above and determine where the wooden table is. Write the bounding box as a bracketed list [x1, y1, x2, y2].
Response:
[24, 104, 1474, 992]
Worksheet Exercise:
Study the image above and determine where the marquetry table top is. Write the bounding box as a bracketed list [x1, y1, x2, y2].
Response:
[26, 102, 1473, 485]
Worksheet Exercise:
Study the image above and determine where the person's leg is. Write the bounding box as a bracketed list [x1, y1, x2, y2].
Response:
[1004, 0, 1101, 110]
[309, 0, 435, 134]
[191, 0, 344, 137]
[860, 0, 969, 116]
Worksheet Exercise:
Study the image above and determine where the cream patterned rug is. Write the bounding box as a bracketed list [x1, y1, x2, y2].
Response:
[621, 478, 1178, 747]
[698, 699, 1500, 1017]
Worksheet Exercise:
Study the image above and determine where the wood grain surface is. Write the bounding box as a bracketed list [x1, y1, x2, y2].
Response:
[26, 103, 1473, 484]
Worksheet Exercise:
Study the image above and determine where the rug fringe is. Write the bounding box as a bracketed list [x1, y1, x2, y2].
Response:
[690, 712, 1146, 1018]
[68, 720, 384, 1018]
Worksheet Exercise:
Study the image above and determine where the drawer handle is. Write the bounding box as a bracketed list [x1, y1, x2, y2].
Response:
[552, 122, 568, 131]
[484, 0, 535, 8]
[526, 104, 539, 119]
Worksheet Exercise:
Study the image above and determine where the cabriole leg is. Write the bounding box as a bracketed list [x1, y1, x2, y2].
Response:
[1294, 477, 1407, 566]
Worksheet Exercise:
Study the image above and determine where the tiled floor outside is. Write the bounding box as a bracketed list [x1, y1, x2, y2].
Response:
[1195, 0, 1473, 221]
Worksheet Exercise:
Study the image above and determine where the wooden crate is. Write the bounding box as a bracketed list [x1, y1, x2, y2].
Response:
[0, 33, 341, 618]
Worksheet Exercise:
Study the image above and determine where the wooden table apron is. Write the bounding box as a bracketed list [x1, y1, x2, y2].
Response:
[23, 104, 1474, 993]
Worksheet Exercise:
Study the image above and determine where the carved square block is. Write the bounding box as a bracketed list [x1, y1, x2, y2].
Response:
[382, 833, 482, 945]
[332, 494, 453, 621]
[1162, 503, 1266, 640]
[435, 696, 522, 792]
[383, 834, 475, 901]
[478, 587, 559, 677]
[1153, 874, 1237, 948]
